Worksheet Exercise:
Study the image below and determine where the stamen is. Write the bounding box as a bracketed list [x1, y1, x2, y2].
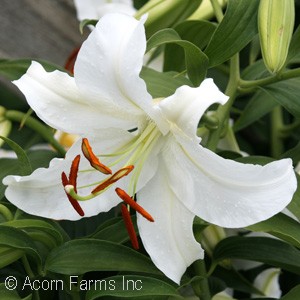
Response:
[121, 204, 139, 250]
[61, 172, 85, 216]
[92, 165, 134, 194]
[115, 188, 154, 222]
[69, 154, 80, 192]
[82, 138, 112, 175]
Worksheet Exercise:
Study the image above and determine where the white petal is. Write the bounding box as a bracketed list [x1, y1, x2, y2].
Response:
[13, 62, 136, 136]
[163, 134, 297, 228]
[73, 0, 135, 20]
[3, 129, 135, 220]
[157, 79, 228, 139]
[74, 13, 157, 124]
[252, 268, 281, 298]
[137, 163, 203, 284]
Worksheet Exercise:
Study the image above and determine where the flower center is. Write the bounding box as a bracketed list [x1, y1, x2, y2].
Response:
[61, 122, 161, 247]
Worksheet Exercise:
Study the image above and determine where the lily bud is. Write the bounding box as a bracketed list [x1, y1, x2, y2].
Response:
[0, 106, 12, 147]
[200, 224, 231, 268]
[135, 0, 202, 38]
[258, 0, 295, 74]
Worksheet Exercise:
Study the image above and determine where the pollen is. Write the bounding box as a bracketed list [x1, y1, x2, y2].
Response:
[82, 138, 112, 174]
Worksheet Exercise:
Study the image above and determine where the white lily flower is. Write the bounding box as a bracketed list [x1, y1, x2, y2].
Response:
[73, 0, 135, 21]
[3, 14, 297, 284]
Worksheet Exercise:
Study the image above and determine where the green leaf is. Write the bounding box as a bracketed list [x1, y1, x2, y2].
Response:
[45, 239, 160, 275]
[212, 236, 300, 275]
[261, 78, 300, 118]
[234, 89, 277, 131]
[4, 219, 65, 247]
[0, 226, 41, 267]
[281, 284, 300, 300]
[212, 267, 262, 295]
[136, 0, 202, 38]
[0, 246, 24, 268]
[241, 59, 269, 80]
[286, 25, 300, 65]
[146, 28, 208, 86]
[164, 20, 216, 73]
[0, 159, 20, 199]
[0, 59, 64, 81]
[205, 0, 260, 67]
[247, 213, 300, 248]
[140, 67, 192, 98]
[91, 217, 136, 244]
[0, 136, 32, 176]
[0, 283, 24, 300]
[280, 142, 300, 165]
[85, 275, 183, 299]
[287, 174, 300, 221]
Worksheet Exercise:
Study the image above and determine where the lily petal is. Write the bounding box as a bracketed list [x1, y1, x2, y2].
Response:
[74, 13, 157, 125]
[73, 0, 136, 20]
[3, 129, 135, 220]
[164, 134, 297, 228]
[158, 79, 229, 140]
[137, 163, 204, 284]
[13, 62, 136, 136]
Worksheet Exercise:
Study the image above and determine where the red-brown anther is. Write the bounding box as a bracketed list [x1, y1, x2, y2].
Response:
[61, 172, 85, 217]
[115, 188, 154, 222]
[81, 138, 112, 175]
[121, 204, 139, 250]
[69, 154, 81, 193]
[92, 165, 134, 194]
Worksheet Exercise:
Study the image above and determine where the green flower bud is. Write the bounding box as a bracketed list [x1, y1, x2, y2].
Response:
[0, 106, 12, 147]
[135, 0, 202, 38]
[200, 225, 231, 268]
[258, 0, 295, 74]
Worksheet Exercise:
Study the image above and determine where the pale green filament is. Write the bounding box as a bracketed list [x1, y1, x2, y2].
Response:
[68, 122, 162, 201]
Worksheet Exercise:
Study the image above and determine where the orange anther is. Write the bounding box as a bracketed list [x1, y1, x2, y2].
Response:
[81, 138, 112, 175]
[92, 165, 134, 194]
[61, 172, 85, 217]
[121, 204, 139, 250]
[115, 188, 154, 222]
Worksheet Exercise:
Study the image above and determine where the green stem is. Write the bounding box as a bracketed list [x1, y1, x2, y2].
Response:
[0, 204, 13, 221]
[280, 120, 300, 138]
[22, 256, 35, 279]
[239, 67, 300, 92]
[271, 106, 284, 158]
[192, 260, 211, 300]
[206, 54, 240, 151]
[22, 256, 41, 300]
[210, 0, 224, 22]
[5, 110, 66, 157]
